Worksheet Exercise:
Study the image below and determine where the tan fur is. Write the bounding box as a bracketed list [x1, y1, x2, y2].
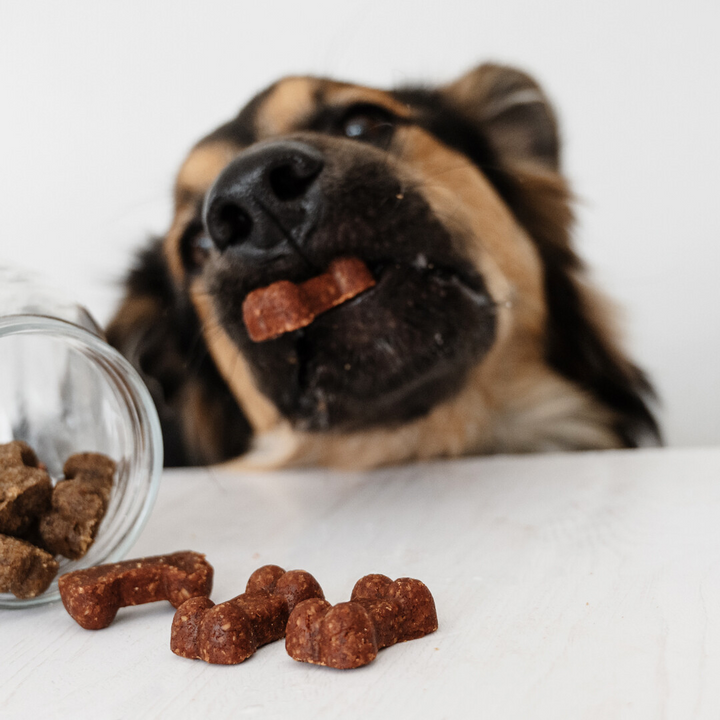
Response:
[321, 81, 413, 118]
[392, 126, 547, 337]
[225, 362, 616, 471]
[189, 279, 282, 433]
[165, 142, 240, 283]
[175, 141, 240, 203]
[105, 295, 159, 340]
[255, 78, 320, 138]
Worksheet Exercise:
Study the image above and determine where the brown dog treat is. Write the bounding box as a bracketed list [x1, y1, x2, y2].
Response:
[63, 452, 116, 506]
[0, 442, 52, 537]
[37, 452, 116, 559]
[0, 534, 59, 599]
[171, 564, 324, 664]
[286, 574, 438, 669]
[0, 440, 40, 470]
[59, 551, 214, 629]
[242, 257, 376, 342]
[169, 595, 216, 658]
[38, 483, 106, 559]
[352, 574, 438, 643]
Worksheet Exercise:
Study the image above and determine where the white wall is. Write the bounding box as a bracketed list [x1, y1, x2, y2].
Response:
[1, 0, 718, 447]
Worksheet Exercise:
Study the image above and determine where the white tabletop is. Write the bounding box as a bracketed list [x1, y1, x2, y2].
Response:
[3, 446, 720, 719]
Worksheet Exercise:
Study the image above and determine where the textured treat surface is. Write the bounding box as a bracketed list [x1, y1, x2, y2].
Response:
[0, 534, 59, 599]
[286, 574, 438, 669]
[38, 452, 116, 559]
[242, 257, 376, 342]
[0, 441, 52, 537]
[171, 564, 325, 664]
[59, 551, 214, 629]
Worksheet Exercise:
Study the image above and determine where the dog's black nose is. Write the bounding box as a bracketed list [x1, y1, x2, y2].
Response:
[204, 140, 324, 262]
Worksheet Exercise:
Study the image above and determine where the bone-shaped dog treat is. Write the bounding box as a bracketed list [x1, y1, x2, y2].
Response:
[285, 574, 438, 669]
[0, 441, 52, 537]
[58, 551, 213, 629]
[242, 257, 376, 342]
[171, 564, 324, 664]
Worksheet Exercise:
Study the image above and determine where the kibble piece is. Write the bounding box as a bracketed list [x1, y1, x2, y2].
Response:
[63, 452, 116, 507]
[38, 451, 116, 559]
[286, 574, 438, 669]
[171, 564, 324, 664]
[0, 440, 40, 470]
[58, 551, 214, 629]
[242, 257, 376, 342]
[38, 483, 106, 559]
[0, 441, 52, 537]
[0, 534, 59, 599]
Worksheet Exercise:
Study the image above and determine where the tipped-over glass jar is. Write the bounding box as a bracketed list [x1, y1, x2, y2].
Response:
[0, 267, 163, 608]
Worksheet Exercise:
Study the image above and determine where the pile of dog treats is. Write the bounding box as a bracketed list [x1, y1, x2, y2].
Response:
[58, 552, 438, 670]
[2, 436, 437, 669]
[0, 440, 116, 599]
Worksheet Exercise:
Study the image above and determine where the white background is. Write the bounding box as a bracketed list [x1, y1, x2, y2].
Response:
[0, 0, 718, 447]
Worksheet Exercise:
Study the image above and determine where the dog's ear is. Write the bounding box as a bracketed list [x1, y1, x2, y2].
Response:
[106, 240, 252, 466]
[443, 63, 560, 171]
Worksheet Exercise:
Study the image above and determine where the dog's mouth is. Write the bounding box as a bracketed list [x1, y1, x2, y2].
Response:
[210, 247, 497, 432]
[293, 257, 495, 430]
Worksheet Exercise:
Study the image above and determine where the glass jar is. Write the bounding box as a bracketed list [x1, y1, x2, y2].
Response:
[0, 267, 163, 608]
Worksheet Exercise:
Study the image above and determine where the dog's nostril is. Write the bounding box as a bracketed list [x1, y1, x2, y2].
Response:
[207, 201, 253, 250]
[269, 156, 323, 202]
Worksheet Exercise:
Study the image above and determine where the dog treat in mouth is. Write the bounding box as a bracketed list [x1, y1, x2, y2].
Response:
[59, 551, 214, 629]
[242, 256, 376, 342]
[0, 534, 59, 599]
[38, 452, 116, 560]
[0, 441, 53, 537]
[171, 564, 325, 664]
[286, 574, 438, 669]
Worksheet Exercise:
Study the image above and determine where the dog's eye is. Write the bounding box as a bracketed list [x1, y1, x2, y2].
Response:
[180, 220, 213, 273]
[339, 105, 396, 147]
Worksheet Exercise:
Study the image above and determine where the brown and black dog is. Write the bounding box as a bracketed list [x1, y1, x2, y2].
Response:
[107, 64, 660, 469]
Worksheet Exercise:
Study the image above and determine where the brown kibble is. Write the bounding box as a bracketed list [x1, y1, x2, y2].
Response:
[38, 452, 116, 559]
[242, 257, 376, 342]
[171, 564, 324, 664]
[0, 440, 40, 470]
[0, 441, 52, 537]
[58, 551, 214, 629]
[0, 534, 59, 599]
[63, 453, 116, 507]
[286, 574, 438, 669]
[38, 484, 105, 559]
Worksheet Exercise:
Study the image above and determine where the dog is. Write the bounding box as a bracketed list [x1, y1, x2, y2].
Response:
[107, 63, 660, 469]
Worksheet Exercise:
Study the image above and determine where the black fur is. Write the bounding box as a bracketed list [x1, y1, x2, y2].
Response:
[107, 240, 252, 466]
